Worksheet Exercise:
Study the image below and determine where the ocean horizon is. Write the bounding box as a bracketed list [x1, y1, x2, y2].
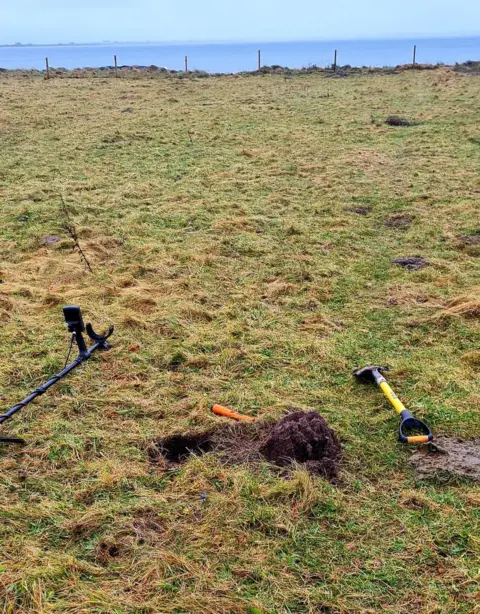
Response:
[1, 36, 479, 72]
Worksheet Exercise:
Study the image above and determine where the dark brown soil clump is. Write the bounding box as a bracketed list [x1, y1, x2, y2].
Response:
[410, 437, 480, 482]
[385, 215, 413, 228]
[393, 257, 428, 270]
[259, 411, 341, 480]
[385, 115, 412, 126]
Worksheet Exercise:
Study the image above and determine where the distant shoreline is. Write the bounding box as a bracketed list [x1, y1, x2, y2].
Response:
[1, 34, 480, 49]
[1, 42, 160, 48]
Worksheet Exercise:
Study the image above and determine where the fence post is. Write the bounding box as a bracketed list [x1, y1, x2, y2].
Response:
[114, 55, 118, 77]
[45, 57, 50, 79]
[185, 55, 188, 74]
[412, 45, 417, 67]
[333, 49, 337, 73]
[258, 49, 261, 71]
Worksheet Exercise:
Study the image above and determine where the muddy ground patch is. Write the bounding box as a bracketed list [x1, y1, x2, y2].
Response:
[457, 230, 480, 256]
[410, 437, 480, 482]
[385, 214, 413, 229]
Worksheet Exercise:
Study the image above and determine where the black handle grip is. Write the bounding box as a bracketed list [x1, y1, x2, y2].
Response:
[399, 412, 433, 444]
[0, 436, 26, 445]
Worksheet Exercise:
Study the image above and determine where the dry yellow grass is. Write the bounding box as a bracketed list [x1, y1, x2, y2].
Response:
[0, 69, 479, 613]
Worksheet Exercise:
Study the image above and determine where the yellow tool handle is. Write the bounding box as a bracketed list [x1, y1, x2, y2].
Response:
[379, 381, 406, 415]
[211, 404, 256, 423]
[406, 435, 430, 444]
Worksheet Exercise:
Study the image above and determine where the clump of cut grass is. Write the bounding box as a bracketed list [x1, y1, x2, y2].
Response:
[432, 293, 480, 319]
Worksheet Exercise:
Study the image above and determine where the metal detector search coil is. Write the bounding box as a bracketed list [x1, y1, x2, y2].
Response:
[0, 306, 114, 445]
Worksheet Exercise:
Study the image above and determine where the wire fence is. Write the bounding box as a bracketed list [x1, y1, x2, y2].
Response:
[42, 45, 427, 79]
[3, 40, 479, 76]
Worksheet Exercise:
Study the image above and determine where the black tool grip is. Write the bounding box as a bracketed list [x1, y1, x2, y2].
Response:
[0, 436, 26, 445]
[399, 410, 433, 444]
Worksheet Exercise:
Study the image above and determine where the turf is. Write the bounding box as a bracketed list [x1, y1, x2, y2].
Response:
[0, 68, 479, 613]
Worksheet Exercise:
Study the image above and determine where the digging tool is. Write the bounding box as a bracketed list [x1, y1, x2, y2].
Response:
[211, 404, 256, 423]
[0, 306, 114, 445]
[353, 365, 433, 444]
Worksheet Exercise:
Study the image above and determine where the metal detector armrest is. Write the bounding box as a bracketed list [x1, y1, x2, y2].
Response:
[86, 323, 114, 348]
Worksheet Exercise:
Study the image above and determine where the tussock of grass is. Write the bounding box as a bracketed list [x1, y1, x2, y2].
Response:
[433, 293, 480, 319]
[0, 68, 479, 613]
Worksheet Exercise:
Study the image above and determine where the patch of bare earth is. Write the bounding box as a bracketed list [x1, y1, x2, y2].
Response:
[410, 437, 480, 482]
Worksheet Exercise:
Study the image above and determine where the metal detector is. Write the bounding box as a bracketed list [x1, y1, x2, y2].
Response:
[0, 306, 114, 445]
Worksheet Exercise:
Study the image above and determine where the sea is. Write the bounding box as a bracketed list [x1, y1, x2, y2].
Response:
[1, 37, 479, 73]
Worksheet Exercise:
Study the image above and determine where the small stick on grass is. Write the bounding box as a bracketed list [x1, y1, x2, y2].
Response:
[60, 196, 93, 273]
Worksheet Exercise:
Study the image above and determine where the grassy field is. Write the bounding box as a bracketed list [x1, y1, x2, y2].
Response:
[0, 68, 479, 613]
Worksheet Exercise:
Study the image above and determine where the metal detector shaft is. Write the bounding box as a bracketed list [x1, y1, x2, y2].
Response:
[0, 339, 104, 426]
[0, 306, 114, 445]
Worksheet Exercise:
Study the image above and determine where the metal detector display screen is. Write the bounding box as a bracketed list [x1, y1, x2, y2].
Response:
[63, 306, 85, 333]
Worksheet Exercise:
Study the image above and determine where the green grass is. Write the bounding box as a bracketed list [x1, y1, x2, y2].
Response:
[0, 69, 479, 613]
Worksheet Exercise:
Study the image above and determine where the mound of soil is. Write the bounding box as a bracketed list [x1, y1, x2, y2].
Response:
[259, 411, 341, 480]
[150, 411, 342, 481]
[410, 437, 480, 482]
[393, 257, 428, 271]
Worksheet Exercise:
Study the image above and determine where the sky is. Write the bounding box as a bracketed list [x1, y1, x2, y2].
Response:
[0, 0, 479, 45]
